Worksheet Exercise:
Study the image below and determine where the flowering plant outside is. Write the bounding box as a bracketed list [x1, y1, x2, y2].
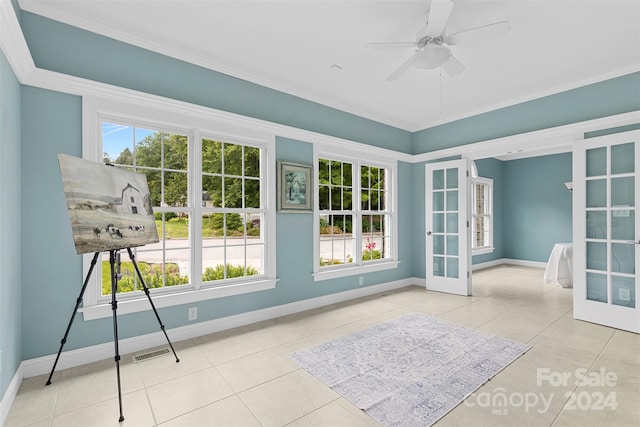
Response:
[363, 238, 382, 261]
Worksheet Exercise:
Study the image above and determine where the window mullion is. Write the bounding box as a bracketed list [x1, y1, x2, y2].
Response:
[353, 160, 362, 265]
[192, 131, 202, 290]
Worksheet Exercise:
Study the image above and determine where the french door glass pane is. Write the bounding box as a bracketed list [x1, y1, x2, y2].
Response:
[612, 276, 636, 308]
[587, 242, 607, 271]
[433, 213, 444, 233]
[586, 272, 608, 303]
[433, 235, 444, 255]
[433, 256, 445, 277]
[611, 210, 634, 240]
[433, 170, 444, 190]
[586, 147, 607, 177]
[611, 177, 634, 207]
[586, 180, 607, 208]
[586, 211, 606, 239]
[611, 142, 634, 175]
[446, 168, 458, 189]
[446, 258, 459, 278]
[446, 235, 459, 256]
[446, 190, 458, 210]
[446, 213, 458, 233]
[611, 243, 635, 274]
[433, 192, 444, 211]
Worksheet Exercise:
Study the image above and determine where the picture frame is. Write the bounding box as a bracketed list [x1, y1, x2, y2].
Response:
[277, 160, 313, 212]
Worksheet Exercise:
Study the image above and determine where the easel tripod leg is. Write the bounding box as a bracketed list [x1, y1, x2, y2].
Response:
[109, 250, 125, 422]
[126, 247, 180, 363]
[46, 252, 100, 386]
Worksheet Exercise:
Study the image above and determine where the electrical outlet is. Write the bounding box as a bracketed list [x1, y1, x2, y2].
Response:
[359, 276, 364, 286]
[619, 288, 631, 302]
[188, 307, 198, 321]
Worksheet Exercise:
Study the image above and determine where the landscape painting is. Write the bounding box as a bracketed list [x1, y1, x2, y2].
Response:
[277, 160, 312, 212]
[58, 153, 159, 255]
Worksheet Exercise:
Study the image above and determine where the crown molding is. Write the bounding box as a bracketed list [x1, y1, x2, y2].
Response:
[414, 110, 640, 163]
[0, 1, 36, 83]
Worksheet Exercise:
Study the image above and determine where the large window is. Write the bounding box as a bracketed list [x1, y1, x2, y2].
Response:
[81, 100, 275, 319]
[315, 153, 397, 280]
[470, 162, 494, 254]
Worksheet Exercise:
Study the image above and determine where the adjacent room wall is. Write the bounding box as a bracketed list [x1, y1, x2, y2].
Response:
[503, 153, 573, 263]
[0, 50, 22, 406]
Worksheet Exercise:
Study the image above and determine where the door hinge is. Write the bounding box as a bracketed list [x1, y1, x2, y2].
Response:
[466, 170, 469, 177]
[467, 271, 470, 278]
[467, 220, 470, 228]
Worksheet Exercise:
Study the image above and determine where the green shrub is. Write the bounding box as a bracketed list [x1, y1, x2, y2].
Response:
[202, 264, 259, 281]
[154, 212, 177, 221]
[103, 261, 188, 295]
[210, 213, 243, 232]
[362, 249, 382, 261]
[320, 225, 342, 235]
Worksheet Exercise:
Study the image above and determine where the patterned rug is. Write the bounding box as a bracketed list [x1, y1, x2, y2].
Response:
[290, 313, 531, 427]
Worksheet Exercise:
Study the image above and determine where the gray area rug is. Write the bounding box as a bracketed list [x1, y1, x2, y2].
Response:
[290, 313, 531, 427]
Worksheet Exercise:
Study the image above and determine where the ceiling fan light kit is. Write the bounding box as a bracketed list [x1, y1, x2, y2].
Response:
[367, 0, 510, 81]
[414, 45, 452, 69]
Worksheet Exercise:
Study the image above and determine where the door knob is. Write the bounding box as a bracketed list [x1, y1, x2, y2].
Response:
[427, 231, 432, 236]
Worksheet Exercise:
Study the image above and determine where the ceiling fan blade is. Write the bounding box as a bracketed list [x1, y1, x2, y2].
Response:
[441, 55, 465, 77]
[386, 54, 416, 81]
[446, 21, 511, 45]
[427, 0, 454, 36]
[365, 42, 416, 50]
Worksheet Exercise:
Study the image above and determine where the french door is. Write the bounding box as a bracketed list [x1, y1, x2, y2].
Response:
[425, 159, 471, 296]
[573, 130, 640, 333]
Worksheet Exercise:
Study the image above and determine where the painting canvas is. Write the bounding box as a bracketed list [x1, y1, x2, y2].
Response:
[278, 161, 312, 212]
[58, 154, 159, 255]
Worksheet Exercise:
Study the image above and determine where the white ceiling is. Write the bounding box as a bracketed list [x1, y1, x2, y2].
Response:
[19, 0, 640, 132]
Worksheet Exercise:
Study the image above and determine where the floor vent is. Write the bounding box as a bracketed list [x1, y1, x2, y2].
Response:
[133, 348, 170, 363]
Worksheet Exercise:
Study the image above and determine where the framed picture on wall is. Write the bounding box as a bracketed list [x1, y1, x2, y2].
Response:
[277, 161, 313, 212]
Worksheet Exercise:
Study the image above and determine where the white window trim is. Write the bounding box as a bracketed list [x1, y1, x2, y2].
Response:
[312, 148, 399, 282]
[80, 96, 277, 320]
[471, 175, 495, 255]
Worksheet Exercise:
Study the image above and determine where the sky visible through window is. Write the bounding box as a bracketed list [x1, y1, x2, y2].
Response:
[102, 123, 155, 161]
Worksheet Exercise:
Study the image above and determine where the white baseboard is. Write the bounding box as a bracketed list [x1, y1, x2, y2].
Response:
[473, 258, 547, 271]
[502, 258, 548, 269]
[0, 364, 23, 427]
[472, 258, 506, 271]
[21, 277, 417, 379]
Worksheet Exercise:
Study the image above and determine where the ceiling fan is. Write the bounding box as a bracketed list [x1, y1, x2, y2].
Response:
[366, 0, 510, 81]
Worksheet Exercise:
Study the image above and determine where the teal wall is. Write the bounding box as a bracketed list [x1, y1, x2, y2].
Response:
[19, 86, 415, 360]
[0, 51, 22, 400]
[412, 72, 640, 154]
[19, 12, 413, 155]
[503, 153, 573, 263]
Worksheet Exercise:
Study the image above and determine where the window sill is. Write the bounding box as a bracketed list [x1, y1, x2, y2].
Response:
[472, 247, 495, 256]
[80, 278, 277, 321]
[313, 260, 399, 282]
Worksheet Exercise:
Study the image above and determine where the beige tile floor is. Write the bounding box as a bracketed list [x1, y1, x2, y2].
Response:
[5, 266, 640, 427]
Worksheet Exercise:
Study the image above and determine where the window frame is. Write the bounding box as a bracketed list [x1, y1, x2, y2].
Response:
[312, 148, 399, 281]
[80, 97, 277, 320]
[471, 174, 495, 255]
